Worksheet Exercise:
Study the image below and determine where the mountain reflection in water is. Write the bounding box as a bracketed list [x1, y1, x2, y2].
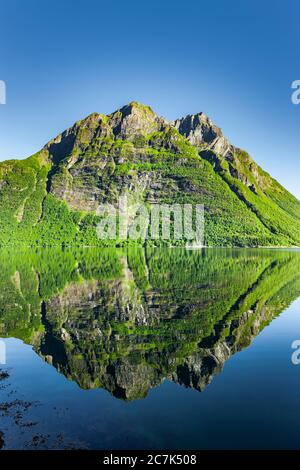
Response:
[1, 247, 300, 401]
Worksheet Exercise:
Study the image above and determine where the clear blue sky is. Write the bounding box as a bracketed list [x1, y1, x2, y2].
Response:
[1, 0, 299, 196]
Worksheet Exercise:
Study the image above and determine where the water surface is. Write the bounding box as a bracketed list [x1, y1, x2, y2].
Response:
[0, 247, 300, 449]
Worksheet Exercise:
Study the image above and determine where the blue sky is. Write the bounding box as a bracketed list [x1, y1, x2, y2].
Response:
[1, 0, 299, 196]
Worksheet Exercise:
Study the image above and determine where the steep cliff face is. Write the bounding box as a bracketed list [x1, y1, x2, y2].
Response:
[172, 112, 233, 157]
[1, 102, 300, 246]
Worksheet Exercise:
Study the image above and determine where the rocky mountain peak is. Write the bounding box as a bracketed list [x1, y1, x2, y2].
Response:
[1, 101, 300, 247]
[107, 101, 167, 138]
[44, 102, 170, 162]
[44, 102, 236, 164]
[172, 112, 233, 157]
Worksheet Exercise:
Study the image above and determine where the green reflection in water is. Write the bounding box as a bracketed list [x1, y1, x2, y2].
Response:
[0, 247, 300, 400]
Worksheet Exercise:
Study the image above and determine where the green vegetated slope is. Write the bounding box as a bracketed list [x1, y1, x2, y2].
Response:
[1, 102, 300, 246]
[0, 247, 300, 398]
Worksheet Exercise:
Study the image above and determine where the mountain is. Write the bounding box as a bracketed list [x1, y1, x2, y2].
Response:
[1, 101, 300, 246]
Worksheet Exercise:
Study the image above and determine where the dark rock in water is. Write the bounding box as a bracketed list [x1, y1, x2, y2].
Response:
[0, 371, 9, 381]
[0, 431, 4, 449]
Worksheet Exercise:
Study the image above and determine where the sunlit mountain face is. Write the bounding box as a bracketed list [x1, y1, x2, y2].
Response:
[2, 103, 300, 248]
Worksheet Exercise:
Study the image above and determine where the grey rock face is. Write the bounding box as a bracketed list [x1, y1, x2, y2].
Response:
[108, 102, 168, 139]
[172, 112, 233, 157]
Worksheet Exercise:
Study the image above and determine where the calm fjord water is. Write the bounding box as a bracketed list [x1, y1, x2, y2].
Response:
[0, 247, 300, 450]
